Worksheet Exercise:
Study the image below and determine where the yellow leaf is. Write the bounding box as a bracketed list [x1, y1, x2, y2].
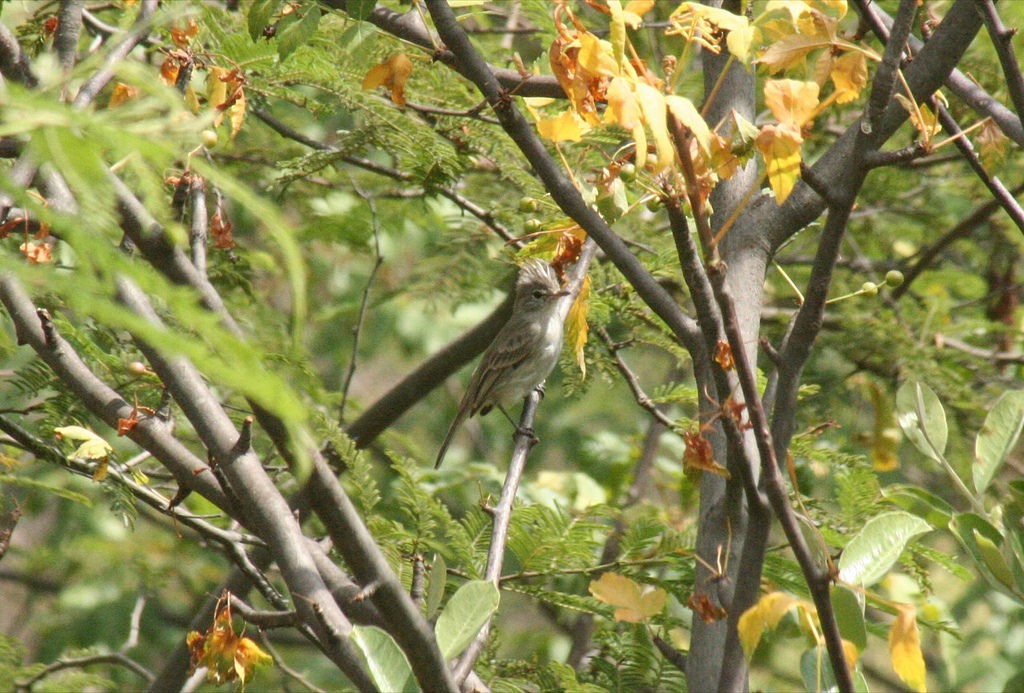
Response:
[665, 95, 711, 156]
[831, 50, 867, 104]
[755, 124, 803, 204]
[54, 425, 104, 442]
[757, 33, 831, 73]
[537, 109, 588, 142]
[889, 604, 926, 693]
[577, 31, 619, 77]
[55, 426, 114, 467]
[605, 76, 640, 130]
[737, 591, 801, 658]
[865, 380, 900, 471]
[589, 572, 667, 623]
[227, 88, 246, 140]
[764, 79, 819, 128]
[894, 94, 940, 140]
[362, 53, 413, 106]
[184, 85, 201, 114]
[668, 3, 749, 56]
[726, 23, 757, 63]
[608, 1, 627, 70]
[206, 66, 229, 112]
[634, 82, 672, 172]
[977, 119, 1008, 169]
[623, 0, 654, 28]
[566, 275, 590, 377]
[842, 638, 860, 667]
[234, 636, 272, 683]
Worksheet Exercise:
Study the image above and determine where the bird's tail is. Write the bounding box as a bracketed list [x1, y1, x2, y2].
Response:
[434, 408, 468, 468]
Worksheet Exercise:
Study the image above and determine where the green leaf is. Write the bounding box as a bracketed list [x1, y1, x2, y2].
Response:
[247, 0, 279, 42]
[830, 584, 866, 651]
[425, 553, 448, 621]
[882, 484, 954, 527]
[0, 475, 92, 506]
[974, 390, 1024, 495]
[277, 1, 322, 60]
[949, 513, 1024, 600]
[435, 580, 500, 660]
[800, 645, 838, 693]
[838, 511, 931, 586]
[351, 625, 415, 693]
[343, 0, 378, 21]
[896, 381, 947, 462]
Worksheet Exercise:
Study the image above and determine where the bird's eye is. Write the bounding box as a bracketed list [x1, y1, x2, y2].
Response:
[533, 289, 545, 299]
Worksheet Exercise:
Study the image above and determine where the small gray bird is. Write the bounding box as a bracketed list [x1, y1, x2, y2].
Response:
[435, 259, 569, 468]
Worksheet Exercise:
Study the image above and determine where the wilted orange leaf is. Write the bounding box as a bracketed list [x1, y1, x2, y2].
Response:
[683, 429, 731, 478]
[362, 53, 413, 106]
[20, 240, 53, 263]
[589, 572, 667, 623]
[188, 594, 272, 686]
[170, 17, 199, 48]
[211, 211, 235, 249]
[889, 604, 926, 692]
[160, 56, 180, 86]
[755, 124, 803, 204]
[689, 592, 727, 623]
[714, 340, 734, 370]
[108, 82, 139, 107]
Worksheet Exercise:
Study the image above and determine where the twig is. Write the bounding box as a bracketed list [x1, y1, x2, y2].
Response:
[188, 174, 208, 276]
[113, 276, 376, 692]
[892, 182, 1024, 299]
[0, 22, 37, 87]
[55, 0, 85, 74]
[339, 183, 384, 424]
[120, 594, 147, 653]
[864, 0, 917, 134]
[252, 107, 519, 243]
[598, 326, 675, 429]
[977, 1, 1024, 128]
[14, 652, 154, 690]
[72, 0, 158, 109]
[933, 103, 1024, 234]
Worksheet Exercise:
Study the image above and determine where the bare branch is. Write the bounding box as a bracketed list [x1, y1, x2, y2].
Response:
[977, 1, 1024, 127]
[0, 276, 230, 508]
[933, 103, 1024, 234]
[15, 652, 154, 690]
[72, 0, 158, 109]
[893, 182, 1024, 299]
[0, 22, 37, 87]
[55, 0, 85, 74]
[112, 276, 377, 692]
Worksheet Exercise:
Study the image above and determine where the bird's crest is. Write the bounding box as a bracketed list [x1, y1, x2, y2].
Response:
[517, 259, 561, 292]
